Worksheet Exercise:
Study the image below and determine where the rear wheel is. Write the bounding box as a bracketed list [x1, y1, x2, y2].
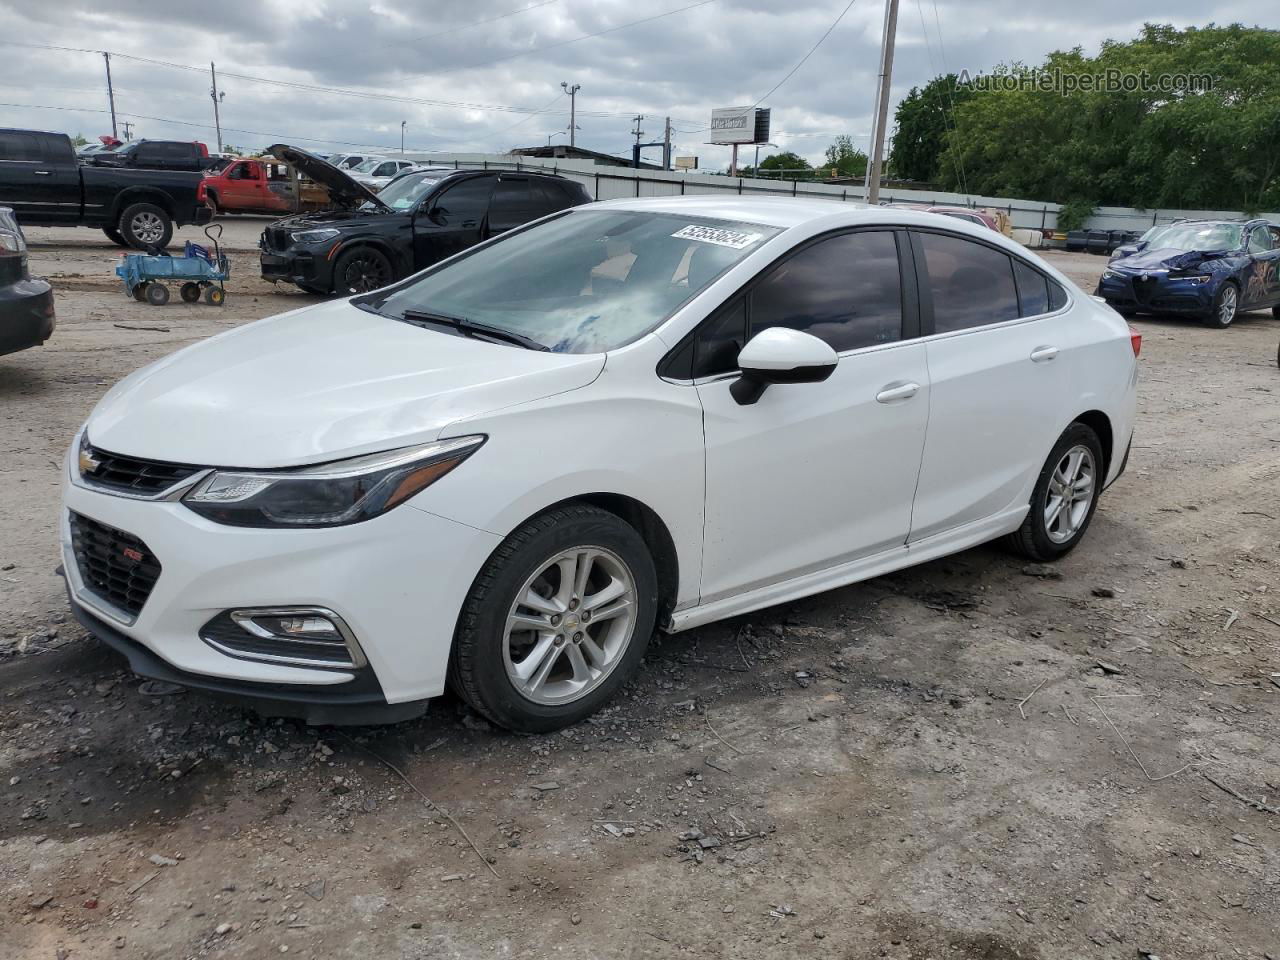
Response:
[332, 246, 393, 295]
[180, 282, 201, 303]
[1006, 422, 1105, 562]
[144, 283, 170, 306]
[1204, 282, 1238, 328]
[119, 202, 173, 250]
[132, 283, 148, 302]
[102, 226, 128, 247]
[204, 286, 225, 306]
[449, 505, 657, 733]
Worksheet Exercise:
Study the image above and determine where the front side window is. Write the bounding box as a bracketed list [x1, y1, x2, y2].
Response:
[750, 231, 903, 352]
[917, 231, 1019, 334]
[1247, 227, 1273, 254]
[431, 177, 495, 226]
[372, 210, 781, 353]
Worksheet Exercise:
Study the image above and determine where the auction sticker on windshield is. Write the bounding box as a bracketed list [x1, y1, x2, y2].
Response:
[672, 224, 762, 249]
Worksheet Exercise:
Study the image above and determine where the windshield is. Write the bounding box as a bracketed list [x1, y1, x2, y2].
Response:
[373, 210, 782, 353]
[364, 171, 444, 210]
[353, 157, 387, 174]
[1149, 223, 1243, 251]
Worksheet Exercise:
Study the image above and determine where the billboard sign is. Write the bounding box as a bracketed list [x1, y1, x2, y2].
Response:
[709, 106, 770, 145]
[674, 155, 699, 170]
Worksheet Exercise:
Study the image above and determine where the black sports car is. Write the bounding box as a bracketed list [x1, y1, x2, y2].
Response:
[0, 206, 55, 358]
[1096, 219, 1280, 328]
[259, 146, 592, 296]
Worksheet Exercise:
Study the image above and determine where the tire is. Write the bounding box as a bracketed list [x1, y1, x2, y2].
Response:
[205, 192, 220, 218]
[119, 202, 173, 250]
[180, 282, 201, 303]
[331, 246, 393, 295]
[1006, 422, 1105, 562]
[102, 225, 128, 247]
[132, 284, 148, 302]
[144, 283, 170, 306]
[1204, 281, 1238, 328]
[1272, 304, 1280, 319]
[204, 286, 225, 307]
[449, 505, 658, 734]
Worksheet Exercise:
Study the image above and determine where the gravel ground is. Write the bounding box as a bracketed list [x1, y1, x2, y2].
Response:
[2, 221, 1279, 960]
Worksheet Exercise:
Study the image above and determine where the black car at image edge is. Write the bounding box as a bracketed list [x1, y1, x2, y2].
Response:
[259, 145, 592, 295]
[0, 206, 55, 358]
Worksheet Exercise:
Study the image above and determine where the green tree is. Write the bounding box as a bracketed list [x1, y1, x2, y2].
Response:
[71, 133, 89, 147]
[823, 135, 868, 177]
[932, 24, 1280, 212]
[757, 151, 811, 178]
[889, 74, 972, 183]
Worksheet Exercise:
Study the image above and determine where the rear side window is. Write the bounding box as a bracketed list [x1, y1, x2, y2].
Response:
[433, 176, 495, 226]
[1012, 258, 1069, 316]
[749, 230, 903, 353]
[0, 131, 43, 161]
[534, 179, 578, 213]
[917, 231, 1019, 333]
[489, 178, 542, 231]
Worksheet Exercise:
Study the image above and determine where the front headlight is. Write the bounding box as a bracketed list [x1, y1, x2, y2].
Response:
[1101, 271, 1119, 281]
[183, 436, 484, 528]
[289, 228, 340, 244]
[1180, 274, 1212, 284]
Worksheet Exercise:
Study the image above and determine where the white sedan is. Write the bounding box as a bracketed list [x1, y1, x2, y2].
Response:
[61, 197, 1139, 731]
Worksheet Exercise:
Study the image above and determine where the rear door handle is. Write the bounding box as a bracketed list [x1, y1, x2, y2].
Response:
[34, 170, 51, 176]
[1030, 345, 1059, 363]
[876, 381, 920, 403]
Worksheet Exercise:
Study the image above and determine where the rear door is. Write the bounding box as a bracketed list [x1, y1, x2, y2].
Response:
[907, 229, 1072, 542]
[695, 229, 931, 602]
[413, 174, 494, 268]
[488, 176, 544, 235]
[0, 132, 80, 223]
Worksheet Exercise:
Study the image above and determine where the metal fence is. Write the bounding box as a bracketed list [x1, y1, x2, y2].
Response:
[406, 152, 1280, 235]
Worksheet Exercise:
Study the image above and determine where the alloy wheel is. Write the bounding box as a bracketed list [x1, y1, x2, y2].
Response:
[502, 546, 637, 706]
[342, 256, 390, 293]
[131, 211, 164, 244]
[1044, 445, 1096, 544]
[1218, 285, 1237, 326]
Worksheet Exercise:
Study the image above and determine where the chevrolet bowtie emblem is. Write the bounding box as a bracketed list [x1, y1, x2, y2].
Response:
[78, 448, 102, 475]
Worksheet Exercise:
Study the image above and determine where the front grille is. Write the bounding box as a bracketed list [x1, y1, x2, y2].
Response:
[69, 512, 161, 618]
[262, 227, 291, 252]
[82, 444, 203, 497]
[199, 612, 359, 668]
[1131, 277, 1159, 304]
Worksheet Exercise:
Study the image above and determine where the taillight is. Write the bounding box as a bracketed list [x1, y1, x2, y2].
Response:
[1129, 325, 1142, 357]
[196, 180, 207, 204]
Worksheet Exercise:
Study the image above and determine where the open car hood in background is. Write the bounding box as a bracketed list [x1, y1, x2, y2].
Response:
[266, 144, 389, 212]
[1112, 246, 1235, 272]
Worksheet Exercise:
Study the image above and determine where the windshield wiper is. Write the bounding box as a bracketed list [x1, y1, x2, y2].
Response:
[401, 309, 549, 351]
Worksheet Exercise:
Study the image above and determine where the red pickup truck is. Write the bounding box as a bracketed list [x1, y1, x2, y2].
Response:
[202, 158, 293, 215]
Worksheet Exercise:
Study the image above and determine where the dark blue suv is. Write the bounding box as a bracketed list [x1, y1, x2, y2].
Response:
[1096, 219, 1280, 328]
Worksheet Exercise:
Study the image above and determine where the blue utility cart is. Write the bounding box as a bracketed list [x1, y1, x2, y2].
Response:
[115, 224, 229, 306]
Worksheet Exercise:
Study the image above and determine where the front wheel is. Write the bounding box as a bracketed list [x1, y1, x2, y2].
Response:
[449, 505, 658, 733]
[332, 246, 393, 295]
[1204, 282, 1238, 328]
[1006, 423, 1105, 562]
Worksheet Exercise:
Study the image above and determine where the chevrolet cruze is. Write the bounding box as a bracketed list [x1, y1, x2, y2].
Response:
[62, 196, 1139, 732]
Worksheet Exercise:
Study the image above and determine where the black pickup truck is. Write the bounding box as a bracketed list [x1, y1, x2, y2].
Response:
[0, 129, 212, 249]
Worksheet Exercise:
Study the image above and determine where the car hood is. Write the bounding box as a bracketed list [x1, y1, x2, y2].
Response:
[85, 300, 605, 468]
[266, 144, 388, 212]
[270, 208, 404, 232]
[1111, 246, 1235, 272]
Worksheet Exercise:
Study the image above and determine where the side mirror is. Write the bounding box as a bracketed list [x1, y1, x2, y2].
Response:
[730, 328, 838, 405]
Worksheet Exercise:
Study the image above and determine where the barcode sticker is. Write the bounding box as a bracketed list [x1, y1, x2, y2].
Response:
[672, 224, 762, 249]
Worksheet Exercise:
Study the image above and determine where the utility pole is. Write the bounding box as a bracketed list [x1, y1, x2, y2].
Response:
[631, 115, 645, 147]
[560, 81, 580, 148]
[209, 62, 224, 153]
[121, 121, 134, 141]
[400, 120, 406, 154]
[663, 116, 672, 171]
[102, 52, 118, 140]
[866, 0, 899, 204]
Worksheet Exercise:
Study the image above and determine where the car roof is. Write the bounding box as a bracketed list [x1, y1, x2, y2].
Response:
[588, 194, 1008, 233]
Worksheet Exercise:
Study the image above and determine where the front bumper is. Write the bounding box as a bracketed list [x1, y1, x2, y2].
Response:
[61, 457, 502, 712]
[259, 245, 333, 290]
[1096, 272, 1215, 315]
[0, 276, 55, 357]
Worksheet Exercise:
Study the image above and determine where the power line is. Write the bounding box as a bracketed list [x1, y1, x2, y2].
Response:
[752, 0, 859, 108]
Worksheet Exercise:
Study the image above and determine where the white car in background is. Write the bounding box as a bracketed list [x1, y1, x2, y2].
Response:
[349, 158, 423, 191]
[61, 197, 1139, 732]
[326, 152, 380, 171]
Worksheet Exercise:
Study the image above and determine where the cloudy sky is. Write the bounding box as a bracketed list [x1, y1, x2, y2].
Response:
[0, 0, 1272, 169]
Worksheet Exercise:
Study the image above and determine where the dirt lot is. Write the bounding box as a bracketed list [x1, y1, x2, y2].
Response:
[2, 221, 1278, 960]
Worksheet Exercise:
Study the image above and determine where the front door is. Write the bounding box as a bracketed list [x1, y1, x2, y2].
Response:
[1243, 225, 1280, 308]
[413, 175, 495, 269]
[695, 229, 931, 603]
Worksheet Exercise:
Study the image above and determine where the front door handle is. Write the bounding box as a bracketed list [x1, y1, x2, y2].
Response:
[34, 170, 51, 176]
[876, 381, 920, 403]
[1030, 345, 1059, 363]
